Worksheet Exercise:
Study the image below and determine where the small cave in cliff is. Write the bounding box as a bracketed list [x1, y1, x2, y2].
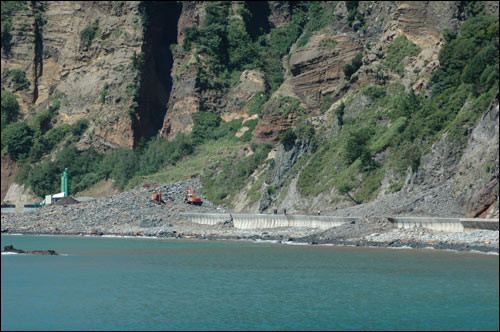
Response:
[134, 1, 182, 143]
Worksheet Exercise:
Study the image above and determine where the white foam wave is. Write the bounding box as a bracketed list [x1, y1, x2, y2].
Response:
[254, 239, 279, 243]
[468, 250, 499, 256]
[282, 241, 309, 246]
[387, 245, 413, 250]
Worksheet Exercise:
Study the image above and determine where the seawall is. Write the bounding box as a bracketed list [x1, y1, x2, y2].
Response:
[388, 217, 499, 232]
[181, 213, 499, 232]
[180, 213, 358, 230]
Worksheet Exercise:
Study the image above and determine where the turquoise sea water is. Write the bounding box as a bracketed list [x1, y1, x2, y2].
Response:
[1, 235, 498, 331]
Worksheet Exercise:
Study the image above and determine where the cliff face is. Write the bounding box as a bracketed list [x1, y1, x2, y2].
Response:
[1, 1, 498, 218]
[2, 1, 144, 150]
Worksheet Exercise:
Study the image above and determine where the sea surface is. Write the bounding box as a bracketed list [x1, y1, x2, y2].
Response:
[1, 235, 499, 331]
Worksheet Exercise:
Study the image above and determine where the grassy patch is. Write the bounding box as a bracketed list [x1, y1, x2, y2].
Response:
[201, 142, 272, 205]
[127, 138, 245, 189]
[247, 171, 266, 206]
[318, 37, 337, 51]
[384, 35, 421, 76]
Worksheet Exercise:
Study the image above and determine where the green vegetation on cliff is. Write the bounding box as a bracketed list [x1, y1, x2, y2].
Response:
[295, 13, 498, 202]
[1, 3, 498, 212]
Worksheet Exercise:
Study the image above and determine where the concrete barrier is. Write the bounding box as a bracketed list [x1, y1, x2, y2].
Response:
[388, 217, 499, 232]
[180, 213, 358, 230]
[182, 213, 499, 232]
[181, 213, 232, 225]
[23, 204, 41, 213]
[1, 204, 16, 214]
[388, 217, 463, 232]
[460, 218, 499, 231]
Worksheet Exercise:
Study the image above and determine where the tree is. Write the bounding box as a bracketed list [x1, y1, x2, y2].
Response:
[338, 182, 361, 204]
[2, 122, 34, 161]
[1, 89, 19, 129]
[344, 128, 371, 164]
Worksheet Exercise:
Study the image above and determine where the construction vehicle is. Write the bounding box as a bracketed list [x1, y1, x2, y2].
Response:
[185, 187, 202, 205]
[151, 191, 163, 204]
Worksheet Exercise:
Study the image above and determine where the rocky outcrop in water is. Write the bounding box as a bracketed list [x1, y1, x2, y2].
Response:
[3, 245, 58, 255]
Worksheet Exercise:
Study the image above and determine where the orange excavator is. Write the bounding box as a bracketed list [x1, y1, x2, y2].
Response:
[151, 191, 163, 204]
[185, 187, 202, 205]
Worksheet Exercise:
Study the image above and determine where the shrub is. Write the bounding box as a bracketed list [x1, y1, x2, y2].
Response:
[240, 118, 259, 142]
[26, 145, 104, 196]
[246, 92, 268, 116]
[100, 83, 109, 103]
[44, 124, 71, 149]
[1, 88, 19, 129]
[335, 102, 345, 126]
[343, 53, 363, 80]
[479, 64, 499, 91]
[294, 117, 315, 141]
[227, 17, 255, 71]
[362, 85, 386, 100]
[390, 89, 422, 120]
[384, 35, 421, 76]
[29, 101, 60, 135]
[80, 19, 99, 49]
[191, 111, 222, 143]
[279, 129, 296, 147]
[1, 122, 34, 161]
[462, 45, 497, 84]
[1, 21, 12, 54]
[270, 96, 305, 117]
[342, 63, 355, 80]
[3, 68, 31, 91]
[344, 127, 373, 164]
[318, 37, 337, 51]
[129, 52, 145, 73]
[182, 26, 198, 52]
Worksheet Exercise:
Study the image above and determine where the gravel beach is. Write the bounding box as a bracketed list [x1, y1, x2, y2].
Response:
[2, 181, 499, 254]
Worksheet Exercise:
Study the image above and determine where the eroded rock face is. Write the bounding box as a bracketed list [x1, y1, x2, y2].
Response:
[457, 100, 499, 217]
[289, 31, 364, 111]
[2, 1, 144, 149]
[160, 2, 205, 139]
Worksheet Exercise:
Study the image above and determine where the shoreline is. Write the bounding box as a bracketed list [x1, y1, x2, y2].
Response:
[2, 228, 498, 255]
[1, 184, 498, 255]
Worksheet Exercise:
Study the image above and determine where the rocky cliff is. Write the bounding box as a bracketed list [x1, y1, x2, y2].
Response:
[1, 1, 498, 218]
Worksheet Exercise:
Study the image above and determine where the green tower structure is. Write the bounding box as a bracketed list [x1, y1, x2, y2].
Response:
[61, 168, 68, 197]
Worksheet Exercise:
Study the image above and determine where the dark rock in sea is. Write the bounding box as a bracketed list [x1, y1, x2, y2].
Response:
[3, 245, 58, 255]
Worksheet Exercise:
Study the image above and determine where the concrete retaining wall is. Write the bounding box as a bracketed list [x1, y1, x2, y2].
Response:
[181, 213, 358, 230]
[182, 213, 499, 232]
[23, 205, 41, 213]
[1, 205, 16, 214]
[388, 217, 499, 232]
[388, 217, 464, 232]
[460, 218, 499, 231]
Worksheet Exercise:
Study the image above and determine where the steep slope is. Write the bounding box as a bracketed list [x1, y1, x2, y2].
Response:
[1, 1, 498, 219]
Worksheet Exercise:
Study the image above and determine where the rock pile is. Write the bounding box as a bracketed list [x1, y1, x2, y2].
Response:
[1, 180, 220, 236]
